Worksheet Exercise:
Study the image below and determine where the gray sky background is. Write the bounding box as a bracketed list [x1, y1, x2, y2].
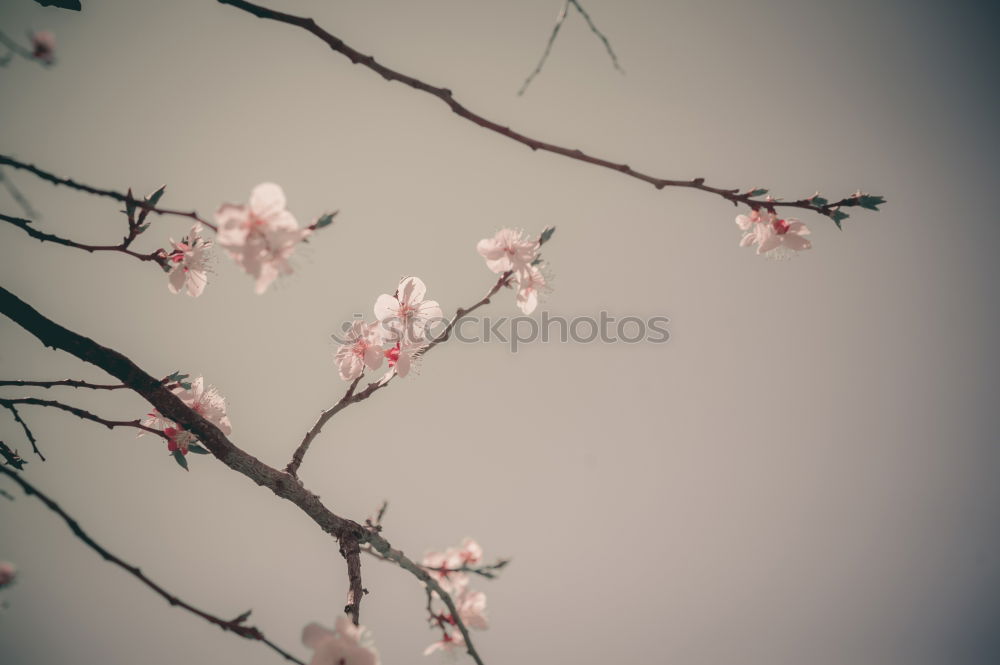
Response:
[1, 1, 998, 664]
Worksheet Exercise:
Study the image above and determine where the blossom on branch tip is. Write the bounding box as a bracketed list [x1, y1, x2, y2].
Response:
[454, 582, 489, 631]
[215, 183, 311, 294]
[166, 224, 211, 297]
[30, 31, 55, 64]
[374, 276, 442, 344]
[335, 321, 384, 381]
[302, 616, 379, 665]
[476, 228, 538, 274]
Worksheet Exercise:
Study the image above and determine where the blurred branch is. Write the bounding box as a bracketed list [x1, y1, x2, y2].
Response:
[0, 167, 40, 219]
[217, 0, 882, 225]
[519, 0, 623, 96]
[0, 464, 305, 665]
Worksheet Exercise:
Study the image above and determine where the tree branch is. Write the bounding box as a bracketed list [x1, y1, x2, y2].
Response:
[339, 534, 365, 626]
[0, 464, 304, 665]
[0, 378, 127, 390]
[1, 212, 169, 267]
[286, 270, 513, 477]
[216, 0, 881, 225]
[0, 397, 168, 438]
[0, 155, 217, 231]
[2, 401, 43, 461]
[0, 284, 488, 663]
[518, 0, 570, 96]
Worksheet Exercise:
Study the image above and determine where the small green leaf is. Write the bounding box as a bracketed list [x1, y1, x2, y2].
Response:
[539, 226, 556, 245]
[125, 189, 137, 221]
[146, 185, 167, 208]
[138, 185, 167, 225]
[233, 609, 252, 624]
[187, 444, 211, 455]
[857, 194, 885, 211]
[830, 209, 849, 229]
[314, 212, 337, 230]
[811, 196, 828, 207]
[530, 257, 543, 266]
[747, 188, 768, 197]
[179, 381, 192, 390]
[171, 450, 189, 471]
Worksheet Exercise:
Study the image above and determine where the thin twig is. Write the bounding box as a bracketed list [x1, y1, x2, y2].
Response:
[2, 402, 43, 461]
[0, 379, 127, 390]
[518, 1, 570, 96]
[0, 212, 169, 267]
[0, 155, 217, 231]
[0, 397, 168, 438]
[569, 0, 624, 73]
[0, 465, 305, 665]
[217, 0, 880, 224]
[0, 167, 40, 219]
[287, 270, 513, 477]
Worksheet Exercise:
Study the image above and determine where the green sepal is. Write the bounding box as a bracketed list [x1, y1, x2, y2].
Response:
[171, 450, 189, 470]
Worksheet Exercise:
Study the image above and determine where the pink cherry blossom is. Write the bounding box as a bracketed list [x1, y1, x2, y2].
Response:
[382, 339, 425, 379]
[476, 228, 538, 274]
[374, 276, 443, 343]
[423, 630, 465, 657]
[736, 209, 812, 259]
[139, 377, 231, 454]
[421, 539, 484, 591]
[165, 224, 211, 297]
[0, 561, 16, 588]
[215, 183, 311, 294]
[513, 264, 548, 315]
[30, 31, 55, 64]
[454, 581, 489, 631]
[335, 321, 384, 380]
[302, 616, 379, 665]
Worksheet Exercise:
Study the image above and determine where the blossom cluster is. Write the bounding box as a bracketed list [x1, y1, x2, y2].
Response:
[476, 228, 551, 314]
[421, 539, 490, 656]
[335, 276, 442, 381]
[164, 183, 321, 297]
[139, 376, 231, 467]
[301, 616, 379, 665]
[735, 209, 812, 259]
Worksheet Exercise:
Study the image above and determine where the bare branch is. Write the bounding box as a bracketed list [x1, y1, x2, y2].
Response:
[0, 465, 305, 665]
[0, 167, 40, 219]
[2, 401, 43, 461]
[0, 440, 28, 470]
[518, 1, 570, 96]
[217, 0, 881, 224]
[0, 397, 168, 438]
[339, 534, 365, 626]
[569, 0, 624, 74]
[0, 378, 127, 390]
[0, 212, 169, 267]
